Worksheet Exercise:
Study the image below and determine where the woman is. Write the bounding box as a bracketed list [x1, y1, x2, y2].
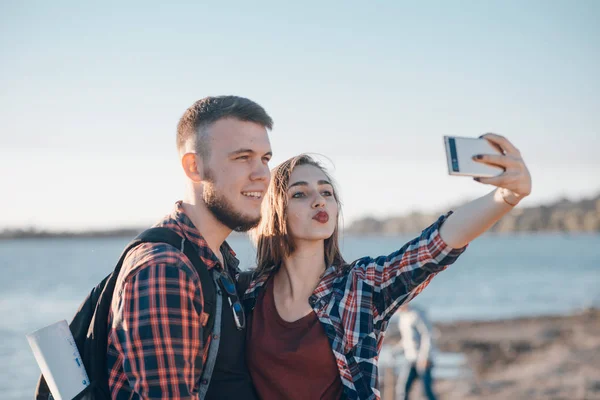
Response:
[243, 133, 532, 400]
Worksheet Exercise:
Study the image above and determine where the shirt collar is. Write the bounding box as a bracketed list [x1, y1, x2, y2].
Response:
[171, 200, 238, 271]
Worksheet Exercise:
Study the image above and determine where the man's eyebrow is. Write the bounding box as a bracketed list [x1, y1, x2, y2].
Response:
[228, 148, 255, 156]
[228, 149, 273, 157]
[289, 179, 331, 189]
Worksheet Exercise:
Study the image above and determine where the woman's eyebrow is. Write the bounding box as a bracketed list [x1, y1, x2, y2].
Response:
[289, 179, 331, 189]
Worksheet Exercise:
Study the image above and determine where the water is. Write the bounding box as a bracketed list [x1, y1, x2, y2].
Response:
[1, 233, 598, 399]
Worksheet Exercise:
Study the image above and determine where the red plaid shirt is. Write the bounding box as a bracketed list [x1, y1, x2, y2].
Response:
[107, 201, 235, 399]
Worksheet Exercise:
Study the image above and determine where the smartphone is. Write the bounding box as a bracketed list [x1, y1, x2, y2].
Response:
[444, 136, 504, 177]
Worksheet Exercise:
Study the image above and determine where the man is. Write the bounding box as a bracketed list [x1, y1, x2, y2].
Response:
[395, 304, 438, 400]
[106, 96, 273, 399]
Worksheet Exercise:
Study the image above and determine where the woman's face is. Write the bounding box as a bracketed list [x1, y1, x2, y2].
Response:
[285, 164, 338, 242]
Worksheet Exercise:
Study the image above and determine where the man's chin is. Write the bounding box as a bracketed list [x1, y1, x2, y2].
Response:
[203, 190, 262, 232]
[233, 215, 261, 232]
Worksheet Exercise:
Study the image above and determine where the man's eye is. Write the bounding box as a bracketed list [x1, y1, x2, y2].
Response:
[236, 155, 249, 161]
[262, 156, 271, 164]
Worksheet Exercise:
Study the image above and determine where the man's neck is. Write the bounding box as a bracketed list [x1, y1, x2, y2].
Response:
[181, 200, 231, 263]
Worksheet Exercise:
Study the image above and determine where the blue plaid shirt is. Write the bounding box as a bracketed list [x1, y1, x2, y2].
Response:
[243, 213, 467, 400]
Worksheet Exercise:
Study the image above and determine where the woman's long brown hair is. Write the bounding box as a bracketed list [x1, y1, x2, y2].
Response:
[251, 154, 346, 278]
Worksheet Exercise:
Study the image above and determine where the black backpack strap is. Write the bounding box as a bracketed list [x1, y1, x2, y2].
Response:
[236, 270, 254, 296]
[134, 228, 220, 395]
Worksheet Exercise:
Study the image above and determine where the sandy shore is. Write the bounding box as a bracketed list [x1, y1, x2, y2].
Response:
[383, 308, 600, 400]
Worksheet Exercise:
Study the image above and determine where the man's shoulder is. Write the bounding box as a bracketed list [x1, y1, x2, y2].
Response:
[120, 241, 200, 285]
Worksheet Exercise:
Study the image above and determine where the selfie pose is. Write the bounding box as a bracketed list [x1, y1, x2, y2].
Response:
[242, 133, 531, 400]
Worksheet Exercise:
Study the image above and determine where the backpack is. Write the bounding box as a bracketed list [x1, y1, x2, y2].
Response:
[35, 227, 226, 400]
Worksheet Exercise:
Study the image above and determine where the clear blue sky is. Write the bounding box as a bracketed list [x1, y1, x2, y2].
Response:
[1, 0, 599, 230]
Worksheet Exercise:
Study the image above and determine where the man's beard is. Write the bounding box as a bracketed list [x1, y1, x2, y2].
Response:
[202, 169, 261, 232]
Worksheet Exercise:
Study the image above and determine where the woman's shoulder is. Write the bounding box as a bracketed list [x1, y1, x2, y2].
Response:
[322, 262, 362, 289]
[337, 256, 379, 278]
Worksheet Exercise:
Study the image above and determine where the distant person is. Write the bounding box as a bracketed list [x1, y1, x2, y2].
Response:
[242, 133, 532, 399]
[107, 96, 274, 399]
[395, 304, 437, 400]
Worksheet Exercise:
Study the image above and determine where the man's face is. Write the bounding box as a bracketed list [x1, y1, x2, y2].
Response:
[200, 118, 272, 232]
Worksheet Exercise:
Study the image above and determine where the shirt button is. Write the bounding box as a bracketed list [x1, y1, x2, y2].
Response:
[201, 379, 208, 385]
[213, 334, 219, 340]
[217, 290, 222, 295]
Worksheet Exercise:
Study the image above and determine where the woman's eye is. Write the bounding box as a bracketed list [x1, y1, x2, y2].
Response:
[292, 192, 305, 198]
[322, 190, 333, 197]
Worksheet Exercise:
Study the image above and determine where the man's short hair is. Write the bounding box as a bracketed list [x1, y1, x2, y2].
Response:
[176, 95, 273, 159]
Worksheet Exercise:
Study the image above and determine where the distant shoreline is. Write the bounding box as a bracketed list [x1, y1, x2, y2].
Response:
[3, 191, 599, 240]
[2, 227, 598, 241]
[0, 228, 141, 240]
[346, 191, 600, 235]
[0, 228, 252, 240]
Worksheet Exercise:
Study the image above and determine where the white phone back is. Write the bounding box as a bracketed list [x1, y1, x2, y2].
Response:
[444, 136, 504, 177]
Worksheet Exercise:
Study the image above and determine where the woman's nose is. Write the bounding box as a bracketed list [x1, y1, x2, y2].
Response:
[312, 193, 325, 208]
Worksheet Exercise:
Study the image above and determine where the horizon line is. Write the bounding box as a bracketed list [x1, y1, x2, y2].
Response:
[2, 189, 597, 234]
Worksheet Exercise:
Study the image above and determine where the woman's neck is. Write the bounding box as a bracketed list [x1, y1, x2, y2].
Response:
[274, 239, 326, 302]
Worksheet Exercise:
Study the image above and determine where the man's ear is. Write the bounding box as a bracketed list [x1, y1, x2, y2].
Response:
[181, 153, 204, 183]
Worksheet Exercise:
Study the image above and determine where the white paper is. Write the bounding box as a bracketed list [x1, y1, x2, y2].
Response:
[27, 320, 90, 400]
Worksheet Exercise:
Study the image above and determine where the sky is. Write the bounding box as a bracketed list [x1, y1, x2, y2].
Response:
[1, 0, 599, 230]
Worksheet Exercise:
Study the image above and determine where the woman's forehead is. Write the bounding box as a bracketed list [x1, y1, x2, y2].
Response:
[289, 164, 329, 184]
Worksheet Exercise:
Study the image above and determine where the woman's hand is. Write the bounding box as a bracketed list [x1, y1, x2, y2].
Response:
[472, 133, 532, 206]
[440, 134, 532, 246]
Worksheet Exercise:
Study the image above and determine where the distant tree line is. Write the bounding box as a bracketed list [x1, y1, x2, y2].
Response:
[2, 192, 599, 240]
[0, 227, 141, 240]
[345, 192, 600, 235]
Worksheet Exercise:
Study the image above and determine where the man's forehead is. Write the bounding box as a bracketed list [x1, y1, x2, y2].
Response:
[208, 118, 271, 151]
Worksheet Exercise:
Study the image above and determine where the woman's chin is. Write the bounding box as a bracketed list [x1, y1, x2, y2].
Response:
[295, 231, 335, 242]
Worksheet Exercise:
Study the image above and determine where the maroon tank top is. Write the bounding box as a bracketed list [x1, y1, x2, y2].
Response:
[246, 278, 343, 400]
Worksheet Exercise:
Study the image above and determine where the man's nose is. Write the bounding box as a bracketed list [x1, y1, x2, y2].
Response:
[250, 161, 270, 182]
